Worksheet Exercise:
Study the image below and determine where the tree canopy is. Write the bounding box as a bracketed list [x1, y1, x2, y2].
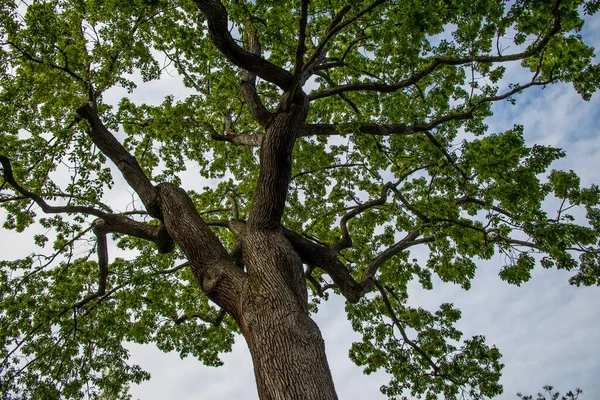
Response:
[0, 0, 599, 399]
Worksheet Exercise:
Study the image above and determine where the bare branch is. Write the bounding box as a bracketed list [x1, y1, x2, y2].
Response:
[164, 51, 210, 96]
[174, 309, 226, 326]
[308, 3, 563, 101]
[283, 227, 365, 303]
[305, 265, 337, 298]
[455, 196, 514, 218]
[3, 41, 87, 83]
[1, 155, 108, 218]
[301, 122, 412, 137]
[333, 182, 393, 252]
[362, 230, 433, 281]
[315, 36, 369, 72]
[194, 0, 292, 89]
[302, 1, 386, 78]
[204, 219, 232, 228]
[291, 163, 365, 181]
[313, 71, 361, 115]
[0, 195, 29, 203]
[391, 188, 431, 222]
[503, 238, 586, 253]
[158, 261, 190, 275]
[75, 103, 160, 218]
[293, 0, 310, 76]
[2, 156, 176, 253]
[373, 280, 443, 375]
[210, 132, 264, 146]
[91, 216, 175, 254]
[238, 14, 273, 126]
[92, 222, 109, 296]
[422, 131, 470, 181]
[72, 284, 124, 310]
[199, 208, 232, 216]
[225, 188, 239, 219]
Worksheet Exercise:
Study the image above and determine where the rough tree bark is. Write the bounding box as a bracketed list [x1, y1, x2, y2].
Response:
[70, 0, 342, 391]
[156, 91, 339, 399]
[239, 230, 338, 400]
[0, 1, 578, 398]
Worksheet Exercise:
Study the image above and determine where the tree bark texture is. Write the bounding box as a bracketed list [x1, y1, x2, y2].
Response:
[239, 230, 338, 400]
[157, 101, 338, 399]
[161, 205, 339, 399]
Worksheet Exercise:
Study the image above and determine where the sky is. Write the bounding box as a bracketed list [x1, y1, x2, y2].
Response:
[126, 22, 600, 400]
[1, 7, 600, 400]
[123, 78, 600, 400]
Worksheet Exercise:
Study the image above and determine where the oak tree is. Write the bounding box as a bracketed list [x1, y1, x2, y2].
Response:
[1, 0, 599, 399]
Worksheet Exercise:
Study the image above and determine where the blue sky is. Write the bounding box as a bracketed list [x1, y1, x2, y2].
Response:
[127, 13, 600, 400]
[126, 19, 600, 400]
[124, 98, 600, 400]
[1, 6, 600, 400]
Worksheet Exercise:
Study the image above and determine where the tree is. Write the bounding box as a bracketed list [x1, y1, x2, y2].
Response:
[0, 0, 599, 398]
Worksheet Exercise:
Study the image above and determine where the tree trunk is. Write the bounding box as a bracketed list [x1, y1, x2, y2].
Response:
[161, 93, 337, 398]
[237, 230, 339, 400]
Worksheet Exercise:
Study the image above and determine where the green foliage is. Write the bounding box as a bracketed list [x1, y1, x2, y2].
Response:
[518, 386, 582, 400]
[0, 0, 599, 398]
[348, 295, 503, 400]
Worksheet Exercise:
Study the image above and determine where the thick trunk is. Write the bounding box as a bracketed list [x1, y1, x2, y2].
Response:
[161, 187, 339, 399]
[161, 94, 337, 398]
[238, 230, 338, 400]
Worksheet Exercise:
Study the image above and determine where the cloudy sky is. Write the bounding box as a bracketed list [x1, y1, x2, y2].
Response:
[124, 75, 600, 400]
[1, 7, 600, 400]
[124, 16, 600, 400]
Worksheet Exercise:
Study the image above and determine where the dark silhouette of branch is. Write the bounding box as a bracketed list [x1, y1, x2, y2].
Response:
[1, 155, 108, 218]
[301, 122, 412, 137]
[362, 231, 433, 281]
[1, 155, 175, 252]
[174, 309, 226, 326]
[333, 182, 393, 252]
[373, 280, 450, 379]
[194, 0, 293, 89]
[302, 1, 387, 77]
[305, 265, 336, 298]
[164, 51, 211, 97]
[293, 0, 310, 76]
[283, 227, 365, 303]
[308, 0, 562, 100]
[391, 188, 431, 222]
[314, 36, 369, 72]
[291, 163, 365, 181]
[314, 70, 363, 114]
[158, 261, 190, 275]
[2, 41, 87, 83]
[92, 222, 109, 297]
[238, 13, 273, 126]
[455, 196, 514, 218]
[0, 195, 28, 203]
[75, 103, 161, 218]
[422, 131, 470, 181]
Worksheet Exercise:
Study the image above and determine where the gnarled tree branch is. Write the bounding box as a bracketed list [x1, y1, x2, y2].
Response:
[157, 182, 245, 315]
[362, 230, 433, 281]
[239, 13, 273, 126]
[1, 155, 174, 253]
[332, 182, 394, 252]
[308, 0, 562, 101]
[75, 102, 161, 218]
[194, 0, 292, 90]
[174, 309, 226, 326]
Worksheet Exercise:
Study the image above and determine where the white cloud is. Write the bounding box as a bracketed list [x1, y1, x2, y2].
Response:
[2, 9, 600, 400]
